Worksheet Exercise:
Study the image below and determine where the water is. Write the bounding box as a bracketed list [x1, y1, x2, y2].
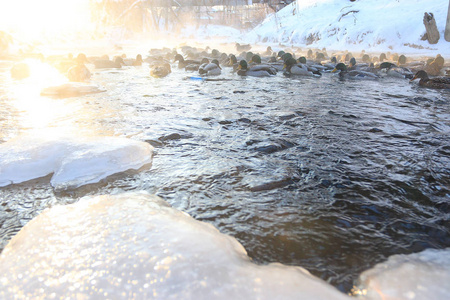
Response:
[1, 53, 449, 293]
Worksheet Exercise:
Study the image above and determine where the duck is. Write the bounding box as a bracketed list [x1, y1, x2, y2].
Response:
[198, 59, 221, 76]
[378, 62, 413, 79]
[174, 54, 203, 70]
[348, 57, 357, 70]
[219, 52, 229, 64]
[123, 54, 143, 66]
[235, 43, 251, 52]
[397, 54, 407, 66]
[297, 56, 326, 73]
[321, 56, 337, 71]
[361, 54, 371, 64]
[94, 56, 124, 69]
[424, 54, 445, 76]
[186, 58, 210, 72]
[67, 53, 91, 82]
[332, 63, 379, 79]
[237, 60, 276, 77]
[46, 53, 77, 74]
[149, 61, 171, 78]
[283, 57, 321, 77]
[249, 55, 278, 74]
[410, 70, 450, 89]
[262, 46, 273, 57]
[223, 54, 239, 70]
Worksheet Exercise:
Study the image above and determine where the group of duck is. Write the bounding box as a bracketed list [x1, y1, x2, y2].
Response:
[10, 43, 450, 90]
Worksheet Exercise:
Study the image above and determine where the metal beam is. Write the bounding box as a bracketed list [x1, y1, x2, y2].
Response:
[143, 0, 253, 7]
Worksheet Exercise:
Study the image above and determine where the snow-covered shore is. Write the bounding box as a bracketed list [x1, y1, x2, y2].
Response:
[246, 0, 450, 58]
[179, 0, 450, 59]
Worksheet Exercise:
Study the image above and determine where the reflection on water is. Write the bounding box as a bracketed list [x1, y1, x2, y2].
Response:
[0, 52, 449, 293]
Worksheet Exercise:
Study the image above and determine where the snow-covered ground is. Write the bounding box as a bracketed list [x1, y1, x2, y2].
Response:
[244, 0, 449, 57]
[179, 0, 450, 59]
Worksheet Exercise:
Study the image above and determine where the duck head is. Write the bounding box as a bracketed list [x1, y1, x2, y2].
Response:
[249, 55, 262, 64]
[237, 60, 248, 71]
[281, 52, 293, 62]
[379, 62, 396, 70]
[114, 56, 124, 65]
[332, 63, 347, 73]
[76, 53, 88, 64]
[174, 54, 185, 63]
[283, 57, 297, 71]
[297, 56, 307, 64]
[398, 54, 407, 65]
[229, 54, 237, 65]
[211, 59, 221, 69]
[245, 52, 254, 62]
[410, 70, 429, 82]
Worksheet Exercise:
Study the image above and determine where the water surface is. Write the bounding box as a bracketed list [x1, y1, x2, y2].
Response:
[0, 55, 449, 292]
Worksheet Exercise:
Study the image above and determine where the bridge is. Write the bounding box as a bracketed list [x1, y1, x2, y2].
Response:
[91, 0, 295, 32]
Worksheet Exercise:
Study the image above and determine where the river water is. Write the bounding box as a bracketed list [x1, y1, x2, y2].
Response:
[0, 48, 449, 293]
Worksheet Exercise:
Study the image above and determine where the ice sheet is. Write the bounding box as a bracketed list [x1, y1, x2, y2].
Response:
[356, 248, 450, 300]
[0, 192, 350, 300]
[0, 135, 153, 189]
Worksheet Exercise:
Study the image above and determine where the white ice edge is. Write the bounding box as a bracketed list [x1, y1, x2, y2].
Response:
[0, 135, 153, 189]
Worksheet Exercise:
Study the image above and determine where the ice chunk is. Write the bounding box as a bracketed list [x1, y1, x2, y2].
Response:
[0, 192, 349, 300]
[40, 83, 105, 98]
[0, 135, 153, 189]
[356, 248, 450, 300]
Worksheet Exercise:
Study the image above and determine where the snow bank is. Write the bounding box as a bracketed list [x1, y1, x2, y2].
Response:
[0, 192, 350, 300]
[356, 248, 450, 300]
[244, 0, 450, 56]
[0, 135, 153, 190]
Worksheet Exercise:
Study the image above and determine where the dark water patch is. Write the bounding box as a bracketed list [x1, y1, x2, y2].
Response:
[382, 93, 408, 99]
[252, 140, 297, 154]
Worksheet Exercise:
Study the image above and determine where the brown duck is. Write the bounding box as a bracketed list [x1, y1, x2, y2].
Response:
[410, 70, 450, 89]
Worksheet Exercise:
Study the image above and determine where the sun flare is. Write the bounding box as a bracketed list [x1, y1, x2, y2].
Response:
[0, 0, 92, 41]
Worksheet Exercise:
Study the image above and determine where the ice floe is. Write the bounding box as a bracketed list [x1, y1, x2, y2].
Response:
[40, 83, 105, 98]
[0, 135, 153, 190]
[0, 192, 350, 300]
[356, 248, 450, 300]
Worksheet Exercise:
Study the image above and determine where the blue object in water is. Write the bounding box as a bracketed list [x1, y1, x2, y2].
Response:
[186, 76, 205, 81]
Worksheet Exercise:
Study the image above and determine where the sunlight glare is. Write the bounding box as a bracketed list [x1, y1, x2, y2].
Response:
[10, 59, 75, 136]
[0, 0, 92, 41]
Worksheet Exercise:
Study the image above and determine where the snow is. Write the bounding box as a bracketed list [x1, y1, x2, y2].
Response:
[356, 248, 450, 300]
[242, 0, 450, 57]
[2, 0, 449, 59]
[0, 192, 350, 300]
[0, 135, 153, 190]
